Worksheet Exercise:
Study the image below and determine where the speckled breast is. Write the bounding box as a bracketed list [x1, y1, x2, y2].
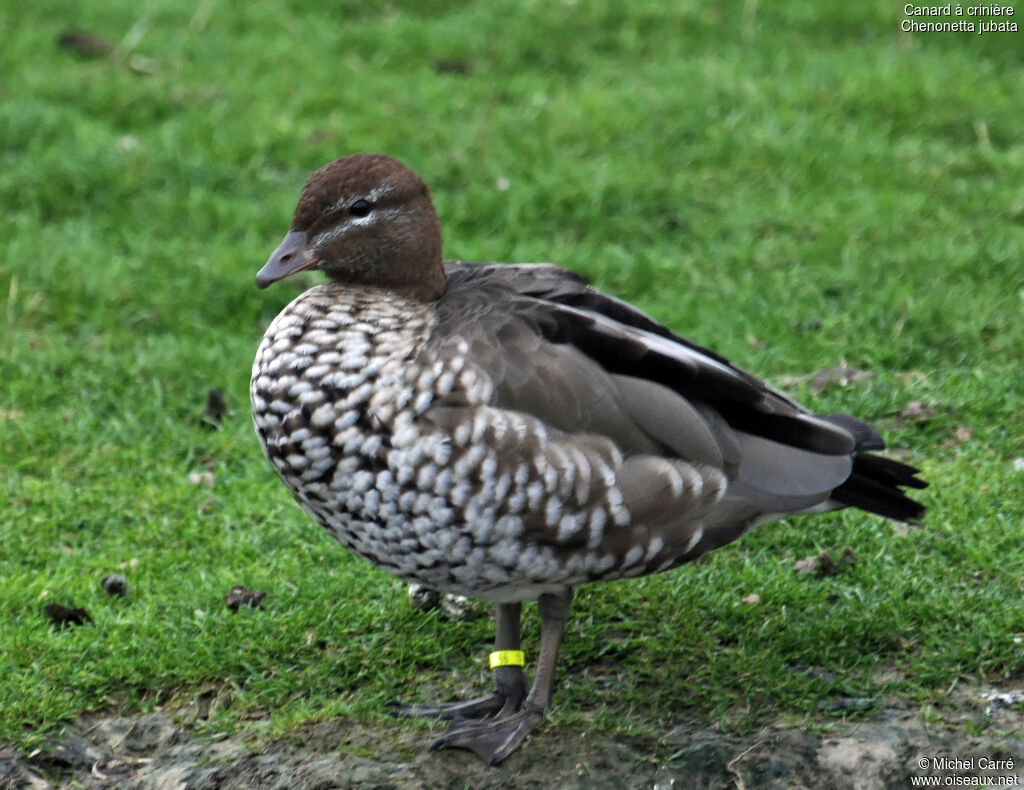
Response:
[252, 285, 555, 600]
[252, 285, 453, 576]
[251, 284, 688, 601]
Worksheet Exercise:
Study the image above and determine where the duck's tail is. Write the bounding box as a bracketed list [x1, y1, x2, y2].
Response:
[821, 413, 928, 523]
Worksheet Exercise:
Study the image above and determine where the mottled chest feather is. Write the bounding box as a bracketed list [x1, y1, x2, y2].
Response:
[251, 284, 516, 594]
[250, 286, 455, 510]
[251, 284, 723, 600]
[252, 285, 442, 431]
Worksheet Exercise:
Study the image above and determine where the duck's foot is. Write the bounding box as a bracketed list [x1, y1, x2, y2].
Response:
[430, 705, 545, 765]
[392, 665, 540, 764]
[390, 664, 529, 721]
[395, 590, 573, 765]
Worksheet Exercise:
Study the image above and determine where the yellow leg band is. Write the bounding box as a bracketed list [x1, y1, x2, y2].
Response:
[489, 650, 525, 669]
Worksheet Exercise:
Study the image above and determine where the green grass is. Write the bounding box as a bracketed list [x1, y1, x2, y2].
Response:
[2, 0, 1022, 750]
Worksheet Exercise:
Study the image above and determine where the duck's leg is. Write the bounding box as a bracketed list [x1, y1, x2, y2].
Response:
[430, 588, 574, 765]
[393, 601, 529, 720]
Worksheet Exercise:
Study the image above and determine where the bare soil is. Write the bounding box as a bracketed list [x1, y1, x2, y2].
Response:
[3, 693, 1021, 790]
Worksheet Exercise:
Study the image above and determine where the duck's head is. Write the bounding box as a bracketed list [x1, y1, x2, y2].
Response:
[257, 154, 445, 300]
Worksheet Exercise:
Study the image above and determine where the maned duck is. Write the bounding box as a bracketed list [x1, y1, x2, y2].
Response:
[250, 154, 927, 764]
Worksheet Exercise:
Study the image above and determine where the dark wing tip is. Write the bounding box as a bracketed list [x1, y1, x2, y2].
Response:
[820, 413, 886, 452]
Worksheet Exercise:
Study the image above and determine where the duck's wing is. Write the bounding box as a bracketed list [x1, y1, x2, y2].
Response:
[441, 262, 865, 452]
[434, 261, 925, 526]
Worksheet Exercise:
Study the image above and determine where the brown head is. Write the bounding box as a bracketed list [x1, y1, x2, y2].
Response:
[256, 154, 445, 301]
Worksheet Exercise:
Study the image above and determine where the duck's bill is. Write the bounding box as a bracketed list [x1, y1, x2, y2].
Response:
[256, 230, 319, 288]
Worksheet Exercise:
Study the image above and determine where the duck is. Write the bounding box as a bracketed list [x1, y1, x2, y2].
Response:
[250, 153, 927, 765]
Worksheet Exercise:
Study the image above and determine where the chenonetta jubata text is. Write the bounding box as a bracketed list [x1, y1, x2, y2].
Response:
[251, 154, 927, 764]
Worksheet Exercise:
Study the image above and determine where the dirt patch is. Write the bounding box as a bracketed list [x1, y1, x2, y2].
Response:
[2, 696, 1021, 789]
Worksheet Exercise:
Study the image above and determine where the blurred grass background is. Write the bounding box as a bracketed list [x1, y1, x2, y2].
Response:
[1, 0, 1022, 749]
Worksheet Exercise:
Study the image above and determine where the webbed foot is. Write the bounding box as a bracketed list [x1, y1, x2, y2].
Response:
[390, 664, 529, 721]
[430, 705, 545, 765]
[393, 590, 573, 765]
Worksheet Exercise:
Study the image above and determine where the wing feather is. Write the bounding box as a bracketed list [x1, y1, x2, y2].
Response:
[431, 261, 926, 525]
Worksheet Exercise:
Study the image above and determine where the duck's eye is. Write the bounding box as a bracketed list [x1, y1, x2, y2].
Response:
[349, 199, 373, 218]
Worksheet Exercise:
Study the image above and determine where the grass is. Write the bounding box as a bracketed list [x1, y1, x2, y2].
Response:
[2, 0, 1022, 752]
